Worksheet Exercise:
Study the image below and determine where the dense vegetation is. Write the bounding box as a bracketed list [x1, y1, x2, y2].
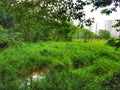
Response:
[0, 0, 93, 44]
[0, 0, 120, 90]
[0, 41, 120, 90]
[98, 29, 111, 40]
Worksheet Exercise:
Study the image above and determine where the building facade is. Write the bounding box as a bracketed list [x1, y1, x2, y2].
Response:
[104, 20, 119, 37]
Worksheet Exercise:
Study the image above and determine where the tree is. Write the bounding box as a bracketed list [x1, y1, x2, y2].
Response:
[87, 0, 120, 15]
[0, 0, 15, 28]
[82, 29, 95, 42]
[4, 0, 94, 42]
[113, 20, 120, 28]
[74, 27, 96, 42]
[98, 30, 111, 39]
[1, 0, 119, 42]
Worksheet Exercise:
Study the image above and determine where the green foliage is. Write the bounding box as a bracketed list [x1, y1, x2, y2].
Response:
[107, 38, 120, 50]
[1, 0, 120, 89]
[112, 19, 120, 28]
[103, 70, 120, 90]
[74, 28, 96, 42]
[92, 58, 118, 75]
[83, 29, 96, 42]
[0, 41, 120, 89]
[0, 4, 14, 28]
[31, 70, 93, 90]
[98, 30, 111, 39]
[106, 38, 116, 46]
[71, 51, 96, 69]
[1, 0, 120, 43]
[0, 25, 23, 47]
[0, 0, 97, 42]
[89, 0, 120, 15]
[0, 25, 8, 43]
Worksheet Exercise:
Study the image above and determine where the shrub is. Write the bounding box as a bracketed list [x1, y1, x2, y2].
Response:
[31, 70, 93, 90]
[98, 30, 111, 39]
[0, 63, 19, 90]
[83, 29, 96, 42]
[106, 38, 116, 46]
[0, 25, 24, 48]
[92, 59, 111, 75]
[0, 41, 120, 90]
[102, 71, 120, 90]
[71, 51, 96, 69]
[107, 38, 120, 50]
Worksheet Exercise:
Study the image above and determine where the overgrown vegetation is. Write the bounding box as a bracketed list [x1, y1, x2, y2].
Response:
[74, 27, 97, 42]
[0, 0, 92, 43]
[107, 38, 120, 50]
[0, 0, 120, 90]
[98, 29, 111, 40]
[0, 41, 120, 90]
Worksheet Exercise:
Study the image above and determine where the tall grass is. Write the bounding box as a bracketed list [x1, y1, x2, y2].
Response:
[0, 41, 120, 90]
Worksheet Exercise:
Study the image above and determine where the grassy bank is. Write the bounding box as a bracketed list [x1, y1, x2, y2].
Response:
[0, 41, 120, 90]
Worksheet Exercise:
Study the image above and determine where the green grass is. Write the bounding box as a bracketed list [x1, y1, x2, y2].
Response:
[0, 40, 120, 90]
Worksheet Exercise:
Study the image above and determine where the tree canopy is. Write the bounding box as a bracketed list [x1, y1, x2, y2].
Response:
[88, 0, 120, 14]
[0, 0, 95, 42]
[0, 0, 120, 43]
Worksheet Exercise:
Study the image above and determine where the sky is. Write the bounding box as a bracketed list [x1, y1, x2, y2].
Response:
[84, 5, 120, 30]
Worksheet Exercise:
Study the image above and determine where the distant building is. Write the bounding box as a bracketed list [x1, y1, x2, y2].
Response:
[73, 19, 120, 37]
[104, 20, 119, 37]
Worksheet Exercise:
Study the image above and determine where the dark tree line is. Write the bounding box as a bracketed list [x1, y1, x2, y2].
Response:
[0, 0, 89, 43]
[0, 0, 120, 45]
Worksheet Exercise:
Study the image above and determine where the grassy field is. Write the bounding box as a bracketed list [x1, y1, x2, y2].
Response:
[0, 40, 120, 90]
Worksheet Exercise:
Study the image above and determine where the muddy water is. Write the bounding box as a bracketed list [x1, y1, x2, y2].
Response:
[19, 68, 46, 89]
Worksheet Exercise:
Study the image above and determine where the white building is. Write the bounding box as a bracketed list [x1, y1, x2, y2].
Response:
[104, 20, 119, 37]
[73, 19, 120, 37]
[87, 20, 120, 37]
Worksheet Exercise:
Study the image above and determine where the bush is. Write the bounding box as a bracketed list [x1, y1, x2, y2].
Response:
[0, 25, 9, 48]
[103, 71, 120, 90]
[71, 51, 96, 69]
[91, 58, 116, 75]
[0, 41, 120, 90]
[107, 38, 120, 50]
[98, 30, 111, 39]
[31, 70, 93, 90]
[106, 38, 116, 46]
[82, 29, 96, 42]
[0, 25, 24, 48]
